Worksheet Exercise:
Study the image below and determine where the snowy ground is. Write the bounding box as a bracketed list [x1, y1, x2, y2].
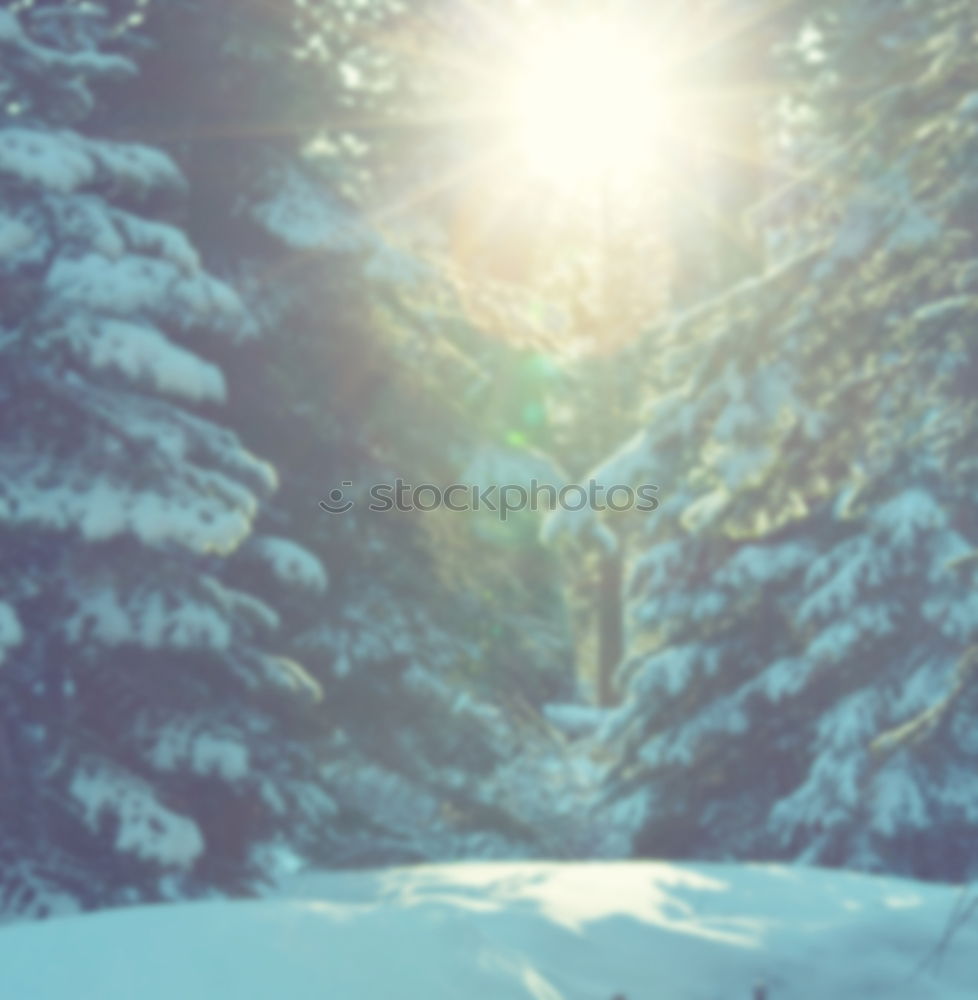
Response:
[0, 861, 974, 999]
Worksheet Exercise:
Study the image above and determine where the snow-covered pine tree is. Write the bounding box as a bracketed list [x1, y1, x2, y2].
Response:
[594, 0, 978, 879]
[92, 0, 581, 865]
[0, 2, 337, 919]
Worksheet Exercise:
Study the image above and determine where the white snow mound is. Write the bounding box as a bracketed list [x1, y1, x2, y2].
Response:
[0, 861, 974, 999]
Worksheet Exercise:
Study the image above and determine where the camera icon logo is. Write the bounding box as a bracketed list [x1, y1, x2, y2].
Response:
[319, 482, 354, 514]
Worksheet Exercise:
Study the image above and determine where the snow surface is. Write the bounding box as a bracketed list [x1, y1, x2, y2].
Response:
[69, 763, 203, 869]
[249, 536, 328, 592]
[0, 862, 974, 999]
[542, 702, 613, 740]
[0, 600, 22, 664]
[248, 162, 371, 252]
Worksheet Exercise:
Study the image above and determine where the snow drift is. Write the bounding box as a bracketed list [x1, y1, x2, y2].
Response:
[0, 861, 974, 999]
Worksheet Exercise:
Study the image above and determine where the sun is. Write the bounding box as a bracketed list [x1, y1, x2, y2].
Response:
[508, 18, 668, 190]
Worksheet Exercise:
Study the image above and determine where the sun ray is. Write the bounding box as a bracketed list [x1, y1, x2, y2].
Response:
[668, 0, 798, 68]
[368, 142, 514, 227]
[242, 2, 792, 356]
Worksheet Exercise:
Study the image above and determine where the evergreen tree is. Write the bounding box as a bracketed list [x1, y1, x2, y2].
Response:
[594, 0, 978, 879]
[94, 0, 580, 866]
[0, 1, 335, 918]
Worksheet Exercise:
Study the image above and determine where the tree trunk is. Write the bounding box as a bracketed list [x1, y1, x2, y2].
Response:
[596, 543, 624, 707]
